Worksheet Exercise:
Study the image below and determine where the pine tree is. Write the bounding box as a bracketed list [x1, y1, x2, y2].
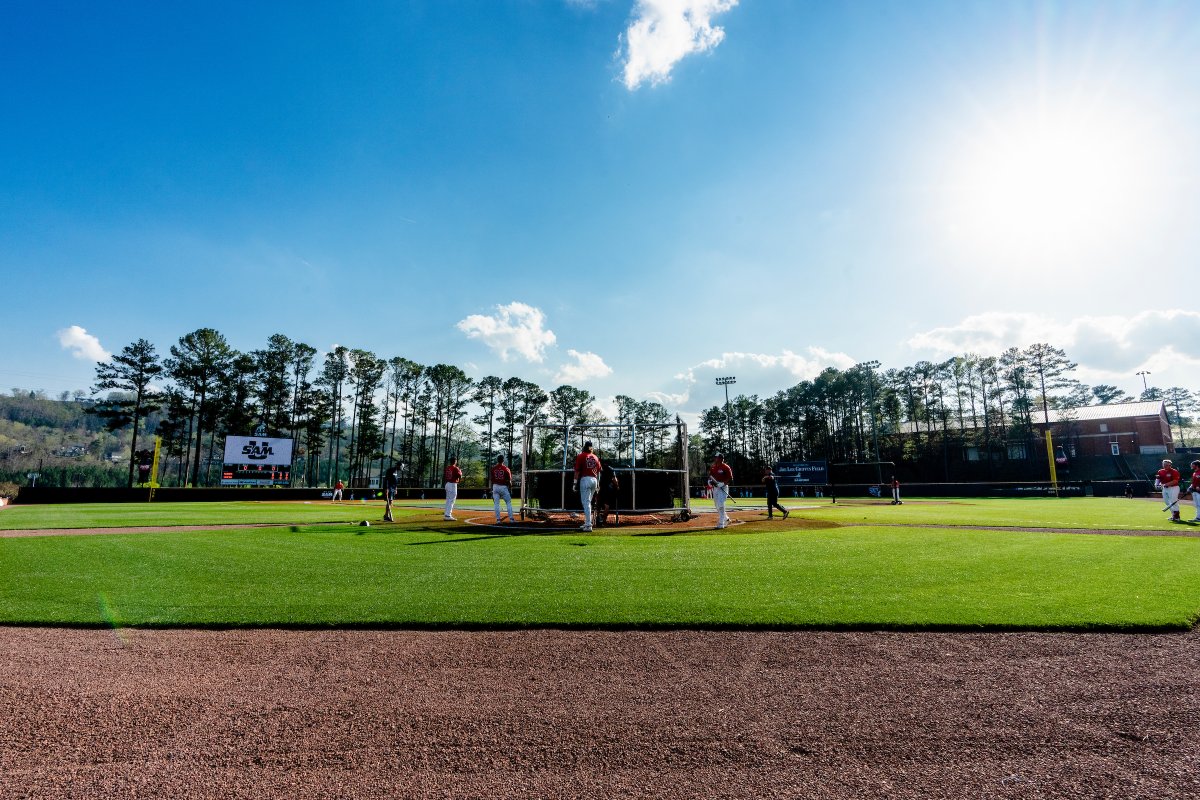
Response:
[91, 339, 164, 488]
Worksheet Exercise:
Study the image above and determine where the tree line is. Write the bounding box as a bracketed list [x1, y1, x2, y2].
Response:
[695, 344, 1197, 484]
[91, 329, 683, 489]
[89, 333, 1197, 489]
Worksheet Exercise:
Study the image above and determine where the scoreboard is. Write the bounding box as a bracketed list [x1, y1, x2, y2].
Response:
[221, 435, 294, 487]
[221, 464, 291, 487]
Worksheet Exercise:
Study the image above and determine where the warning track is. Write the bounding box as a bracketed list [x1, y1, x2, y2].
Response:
[2, 626, 1197, 799]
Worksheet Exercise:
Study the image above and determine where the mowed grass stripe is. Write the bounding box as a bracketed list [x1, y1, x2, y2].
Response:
[0, 500, 442, 530]
[2, 525, 1198, 630]
[800, 496, 1191, 531]
[0, 496, 1189, 532]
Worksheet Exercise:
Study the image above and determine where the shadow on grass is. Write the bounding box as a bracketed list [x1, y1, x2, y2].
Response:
[398, 521, 584, 544]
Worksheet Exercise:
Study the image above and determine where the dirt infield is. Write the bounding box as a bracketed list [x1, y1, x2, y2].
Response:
[3, 627, 1198, 799]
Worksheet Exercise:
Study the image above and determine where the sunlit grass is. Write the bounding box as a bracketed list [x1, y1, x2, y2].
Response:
[0, 495, 1185, 532]
[2, 514, 1198, 631]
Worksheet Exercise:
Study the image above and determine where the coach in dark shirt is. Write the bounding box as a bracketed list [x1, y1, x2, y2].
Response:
[763, 468, 789, 520]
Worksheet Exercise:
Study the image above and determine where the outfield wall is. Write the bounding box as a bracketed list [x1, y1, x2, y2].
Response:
[10, 486, 460, 504]
[802, 480, 1153, 499]
[835, 480, 1154, 499]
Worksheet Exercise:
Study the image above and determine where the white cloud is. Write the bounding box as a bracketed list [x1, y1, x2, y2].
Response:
[456, 301, 557, 363]
[56, 325, 111, 363]
[555, 349, 613, 384]
[592, 395, 620, 421]
[619, 0, 738, 90]
[667, 347, 855, 407]
[906, 312, 1068, 357]
[681, 348, 855, 383]
[645, 389, 691, 408]
[906, 309, 1200, 389]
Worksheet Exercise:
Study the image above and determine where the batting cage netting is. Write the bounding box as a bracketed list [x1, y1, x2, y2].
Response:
[520, 420, 691, 527]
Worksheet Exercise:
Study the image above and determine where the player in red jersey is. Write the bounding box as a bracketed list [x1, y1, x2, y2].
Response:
[490, 454, 515, 523]
[707, 453, 734, 529]
[443, 457, 463, 521]
[1188, 460, 1200, 523]
[572, 441, 603, 532]
[889, 475, 902, 505]
[1156, 459, 1181, 522]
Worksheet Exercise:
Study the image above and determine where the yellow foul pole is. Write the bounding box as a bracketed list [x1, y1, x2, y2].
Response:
[149, 435, 162, 492]
[1044, 430, 1059, 497]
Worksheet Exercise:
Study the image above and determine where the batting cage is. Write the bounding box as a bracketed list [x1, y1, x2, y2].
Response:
[520, 420, 691, 526]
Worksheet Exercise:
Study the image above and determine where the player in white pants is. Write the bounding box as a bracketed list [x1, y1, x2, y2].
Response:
[708, 453, 734, 529]
[1156, 459, 1181, 522]
[1190, 461, 1200, 522]
[443, 457, 462, 520]
[573, 441, 602, 532]
[490, 454, 515, 523]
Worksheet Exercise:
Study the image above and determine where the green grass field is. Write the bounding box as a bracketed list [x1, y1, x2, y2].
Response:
[2, 497, 1197, 631]
[0, 494, 1189, 531]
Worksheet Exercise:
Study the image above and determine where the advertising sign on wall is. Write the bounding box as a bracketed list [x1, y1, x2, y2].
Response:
[774, 460, 828, 486]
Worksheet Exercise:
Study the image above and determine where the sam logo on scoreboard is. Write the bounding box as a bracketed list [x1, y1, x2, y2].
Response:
[241, 440, 275, 460]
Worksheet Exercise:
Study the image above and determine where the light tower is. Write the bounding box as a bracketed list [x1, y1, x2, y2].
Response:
[715, 376, 736, 457]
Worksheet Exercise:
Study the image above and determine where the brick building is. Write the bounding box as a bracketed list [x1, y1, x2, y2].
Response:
[896, 401, 1174, 481]
[1042, 401, 1173, 458]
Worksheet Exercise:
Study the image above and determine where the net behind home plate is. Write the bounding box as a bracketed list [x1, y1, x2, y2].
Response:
[519, 421, 692, 527]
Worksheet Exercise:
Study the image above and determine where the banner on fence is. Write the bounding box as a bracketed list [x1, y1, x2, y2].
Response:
[775, 460, 828, 486]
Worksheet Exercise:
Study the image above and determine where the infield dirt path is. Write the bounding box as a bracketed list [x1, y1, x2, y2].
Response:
[3, 627, 1198, 799]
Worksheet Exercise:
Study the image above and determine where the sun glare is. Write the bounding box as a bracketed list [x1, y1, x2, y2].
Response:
[940, 98, 1169, 271]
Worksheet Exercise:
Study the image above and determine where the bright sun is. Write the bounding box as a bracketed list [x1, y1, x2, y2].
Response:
[940, 99, 1168, 269]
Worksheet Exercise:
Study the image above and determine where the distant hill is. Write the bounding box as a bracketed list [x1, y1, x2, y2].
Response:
[0, 390, 130, 488]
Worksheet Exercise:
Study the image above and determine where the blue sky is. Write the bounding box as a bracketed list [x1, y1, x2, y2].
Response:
[3, 0, 1199, 419]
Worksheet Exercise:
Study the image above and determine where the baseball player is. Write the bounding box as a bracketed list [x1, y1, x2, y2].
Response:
[382, 466, 398, 522]
[443, 457, 463, 521]
[889, 475, 902, 505]
[763, 467, 788, 519]
[490, 454, 516, 524]
[1156, 459, 1181, 522]
[596, 463, 620, 527]
[332, 479, 344, 503]
[1188, 460, 1200, 523]
[572, 441, 602, 532]
[708, 453, 734, 529]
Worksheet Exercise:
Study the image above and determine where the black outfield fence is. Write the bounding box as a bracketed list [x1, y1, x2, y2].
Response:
[11, 486, 456, 505]
[806, 480, 1154, 500]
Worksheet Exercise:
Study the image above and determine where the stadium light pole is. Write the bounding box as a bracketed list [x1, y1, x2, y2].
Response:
[715, 376, 736, 457]
[1136, 370, 1151, 393]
